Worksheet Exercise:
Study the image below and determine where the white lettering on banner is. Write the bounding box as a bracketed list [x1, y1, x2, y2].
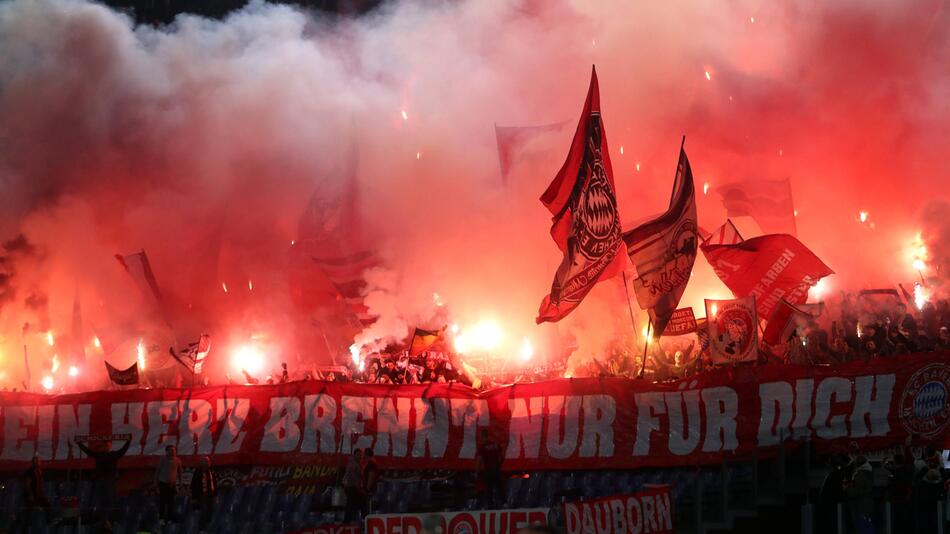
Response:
[758, 382, 793, 446]
[214, 398, 249, 454]
[302, 394, 337, 454]
[37, 405, 54, 460]
[793, 380, 815, 439]
[366, 509, 548, 534]
[666, 390, 701, 455]
[580, 395, 615, 457]
[112, 402, 145, 455]
[55, 404, 91, 460]
[564, 490, 673, 534]
[411, 398, 449, 458]
[813, 378, 852, 439]
[757, 375, 895, 445]
[144, 401, 180, 455]
[340, 396, 374, 454]
[449, 399, 489, 459]
[1, 407, 34, 461]
[375, 397, 411, 457]
[634, 388, 738, 455]
[546, 396, 581, 459]
[701, 387, 738, 452]
[507, 397, 544, 459]
[633, 392, 665, 456]
[261, 397, 302, 452]
[178, 399, 214, 455]
[750, 249, 795, 299]
[850, 375, 894, 437]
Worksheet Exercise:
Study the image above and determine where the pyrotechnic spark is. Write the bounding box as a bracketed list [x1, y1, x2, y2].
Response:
[416, 152, 421, 160]
[349, 344, 361, 366]
[750, 16, 755, 23]
[47, 331, 54, 346]
[432, 292, 444, 307]
[233, 344, 263, 374]
[810, 278, 828, 300]
[222, 282, 229, 294]
[93, 336, 101, 348]
[914, 283, 928, 310]
[635, 163, 641, 172]
[857, 323, 863, 338]
[703, 182, 709, 195]
[41, 376, 53, 391]
[248, 280, 253, 291]
[290, 240, 296, 246]
[910, 232, 928, 273]
[401, 110, 408, 121]
[859, 211, 869, 223]
[711, 303, 718, 317]
[137, 339, 146, 371]
[520, 337, 534, 362]
[51, 354, 60, 373]
[450, 323, 459, 334]
[794, 210, 799, 217]
[619, 145, 624, 155]
[68, 366, 79, 377]
[704, 71, 712, 81]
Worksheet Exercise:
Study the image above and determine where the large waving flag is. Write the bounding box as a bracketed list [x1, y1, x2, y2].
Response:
[623, 142, 698, 336]
[715, 178, 796, 236]
[701, 234, 833, 321]
[536, 66, 626, 324]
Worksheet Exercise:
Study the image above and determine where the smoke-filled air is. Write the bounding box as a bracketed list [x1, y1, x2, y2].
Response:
[0, 0, 947, 390]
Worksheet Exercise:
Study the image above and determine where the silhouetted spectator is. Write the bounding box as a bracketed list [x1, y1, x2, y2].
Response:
[190, 456, 215, 532]
[475, 429, 504, 508]
[75, 436, 132, 513]
[843, 456, 873, 533]
[154, 445, 183, 525]
[363, 448, 380, 514]
[342, 449, 364, 521]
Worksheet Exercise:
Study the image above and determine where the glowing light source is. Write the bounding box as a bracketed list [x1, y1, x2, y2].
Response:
[248, 280, 253, 291]
[47, 331, 54, 346]
[703, 182, 710, 195]
[222, 282, 229, 294]
[619, 145, 624, 155]
[794, 209, 799, 217]
[453, 320, 503, 354]
[51, 354, 60, 373]
[910, 232, 928, 274]
[711, 303, 718, 317]
[432, 293, 444, 307]
[750, 16, 755, 23]
[233, 345, 263, 374]
[704, 71, 712, 81]
[290, 240, 296, 246]
[416, 152, 422, 160]
[41, 376, 54, 391]
[635, 163, 641, 172]
[401, 110, 409, 121]
[93, 336, 101, 349]
[349, 344, 361, 366]
[914, 283, 928, 311]
[859, 211, 868, 223]
[810, 278, 828, 300]
[520, 337, 534, 362]
[450, 323, 460, 334]
[68, 366, 79, 377]
[137, 340, 146, 371]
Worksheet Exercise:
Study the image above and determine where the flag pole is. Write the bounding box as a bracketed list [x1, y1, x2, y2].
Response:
[638, 318, 652, 379]
[621, 271, 639, 341]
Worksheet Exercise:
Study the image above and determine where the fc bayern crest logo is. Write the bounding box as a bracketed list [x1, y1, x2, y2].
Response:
[570, 140, 619, 260]
[715, 306, 755, 356]
[900, 363, 950, 438]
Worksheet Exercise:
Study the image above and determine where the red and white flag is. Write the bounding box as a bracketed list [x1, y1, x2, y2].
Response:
[536, 66, 626, 323]
[702, 219, 744, 246]
[701, 233, 833, 321]
[706, 297, 759, 364]
[762, 299, 816, 346]
[623, 143, 698, 335]
[715, 178, 796, 236]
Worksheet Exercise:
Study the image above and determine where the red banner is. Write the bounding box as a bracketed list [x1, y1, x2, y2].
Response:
[366, 509, 550, 534]
[701, 233, 833, 321]
[1, 354, 949, 471]
[564, 486, 673, 534]
[291, 525, 360, 534]
[662, 308, 697, 336]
